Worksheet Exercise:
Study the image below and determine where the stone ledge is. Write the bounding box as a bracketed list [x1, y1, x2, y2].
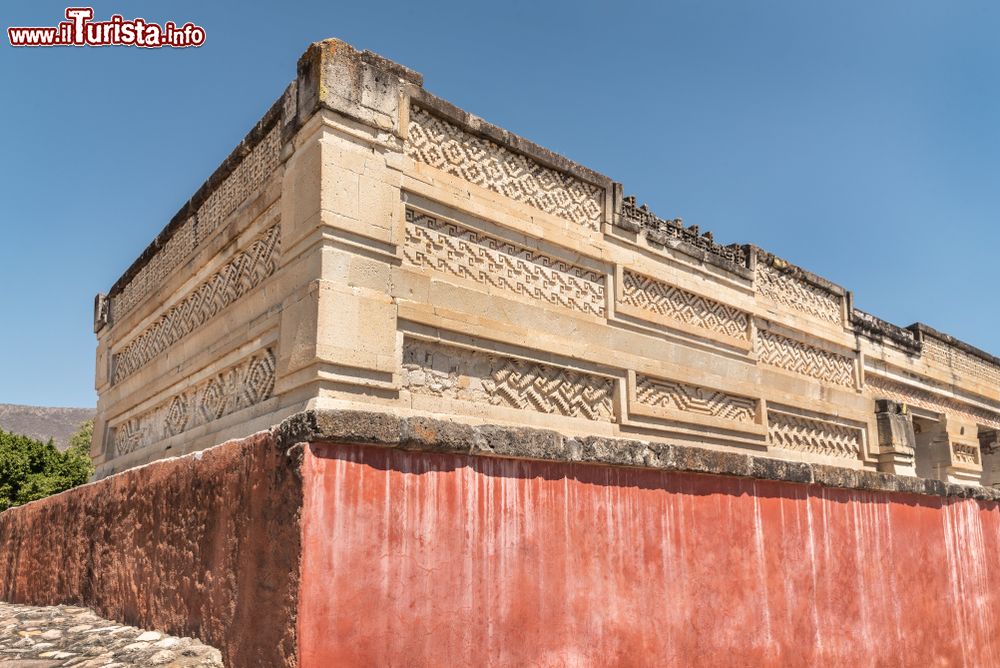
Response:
[272, 409, 1000, 501]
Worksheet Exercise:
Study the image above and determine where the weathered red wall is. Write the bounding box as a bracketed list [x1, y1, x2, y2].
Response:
[300, 442, 1000, 667]
[0, 432, 301, 668]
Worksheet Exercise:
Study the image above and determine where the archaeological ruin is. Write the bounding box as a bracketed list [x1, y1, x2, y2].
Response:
[4, 38, 1000, 667]
[90, 39, 1000, 487]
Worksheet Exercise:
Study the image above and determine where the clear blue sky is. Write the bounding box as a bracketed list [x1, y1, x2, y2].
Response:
[2, 0, 998, 408]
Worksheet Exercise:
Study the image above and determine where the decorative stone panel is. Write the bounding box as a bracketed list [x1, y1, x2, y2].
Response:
[402, 339, 614, 421]
[767, 409, 863, 459]
[866, 375, 1000, 431]
[403, 209, 605, 316]
[405, 107, 603, 230]
[112, 224, 280, 384]
[922, 336, 1000, 387]
[952, 441, 980, 466]
[634, 374, 758, 425]
[110, 124, 281, 323]
[755, 260, 842, 324]
[756, 330, 855, 388]
[619, 270, 749, 342]
[111, 348, 276, 456]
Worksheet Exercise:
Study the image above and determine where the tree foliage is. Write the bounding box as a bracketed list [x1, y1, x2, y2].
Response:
[0, 419, 95, 512]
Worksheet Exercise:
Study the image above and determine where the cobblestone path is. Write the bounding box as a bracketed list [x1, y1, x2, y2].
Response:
[0, 602, 223, 667]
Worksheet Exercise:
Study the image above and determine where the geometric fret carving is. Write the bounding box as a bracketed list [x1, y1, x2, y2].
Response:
[952, 441, 980, 466]
[406, 107, 604, 230]
[922, 336, 1000, 387]
[110, 124, 281, 323]
[767, 409, 863, 459]
[111, 224, 280, 384]
[403, 209, 606, 316]
[111, 348, 276, 456]
[620, 270, 749, 340]
[634, 375, 757, 424]
[755, 259, 842, 324]
[756, 329, 855, 387]
[866, 374, 1000, 431]
[402, 339, 614, 421]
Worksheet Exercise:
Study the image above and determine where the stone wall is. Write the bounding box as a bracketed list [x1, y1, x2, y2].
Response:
[6, 409, 1000, 667]
[91, 37, 1000, 487]
[0, 430, 301, 668]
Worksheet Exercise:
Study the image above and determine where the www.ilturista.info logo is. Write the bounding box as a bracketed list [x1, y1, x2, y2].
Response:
[8, 7, 205, 48]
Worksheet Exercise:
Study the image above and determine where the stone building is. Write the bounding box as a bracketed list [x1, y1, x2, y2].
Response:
[92, 37, 1000, 486]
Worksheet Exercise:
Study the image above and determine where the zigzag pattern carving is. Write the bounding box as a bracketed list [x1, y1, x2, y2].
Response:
[756, 330, 855, 387]
[112, 348, 276, 456]
[768, 410, 862, 459]
[406, 107, 604, 230]
[112, 224, 280, 384]
[866, 375, 1000, 430]
[402, 340, 614, 421]
[635, 375, 757, 424]
[755, 260, 842, 324]
[111, 125, 281, 322]
[403, 209, 606, 316]
[620, 270, 748, 340]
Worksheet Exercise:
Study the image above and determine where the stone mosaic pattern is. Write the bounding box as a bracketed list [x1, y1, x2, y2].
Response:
[620, 270, 749, 340]
[406, 107, 604, 230]
[922, 336, 1000, 387]
[112, 348, 276, 456]
[110, 124, 281, 323]
[953, 442, 980, 466]
[635, 375, 757, 424]
[866, 374, 1000, 431]
[404, 209, 606, 316]
[0, 602, 223, 667]
[755, 260, 842, 324]
[403, 340, 614, 421]
[756, 330, 855, 387]
[112, 224, 280, 384]
[768, 410, 862, 459]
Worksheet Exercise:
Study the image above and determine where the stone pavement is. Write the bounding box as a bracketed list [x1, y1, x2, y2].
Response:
[0, 602, 223, 667]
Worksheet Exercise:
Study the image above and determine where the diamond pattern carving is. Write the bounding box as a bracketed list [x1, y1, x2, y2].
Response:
[111, 124, 281, 322]
[756, 330, 855, 387]
[755, 259, 842, 324]
[112, 224, 280, 384]
[768, 410, 862, 459]
[406, 107, 604, 230]
[620, 270, 749, 340]
[112, 348, 276, 456]
[403, 209, 606, 316]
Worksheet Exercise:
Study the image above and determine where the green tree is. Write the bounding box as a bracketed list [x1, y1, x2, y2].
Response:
[0, 420, 95, 512]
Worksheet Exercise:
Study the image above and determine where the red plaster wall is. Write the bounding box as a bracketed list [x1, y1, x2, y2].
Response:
[300, 443, 1000, 667]
[0, 432, 301, 668]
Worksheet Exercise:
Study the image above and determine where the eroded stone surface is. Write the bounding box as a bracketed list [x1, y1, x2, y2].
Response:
[0, 602, 223, 667]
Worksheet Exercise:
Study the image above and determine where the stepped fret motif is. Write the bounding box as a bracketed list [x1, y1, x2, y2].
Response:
[922, 336, 1000, 387]
[635, 375, 756, 424]
[768, 410, 862, 459]
[406, 107, 603, 230]
[867, 375, 1000, 430]
[404, 209, 606, 316]
[756, 330, 855, 387]
[402, 340, 614, 421]
[112, 224, 280, 384]
[111, 124, 281, 322]
[620, 270, 748, 340]
[755, 260, 842, 324]
[953, 442, 980, 466]
[112, 348, 276, 456]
